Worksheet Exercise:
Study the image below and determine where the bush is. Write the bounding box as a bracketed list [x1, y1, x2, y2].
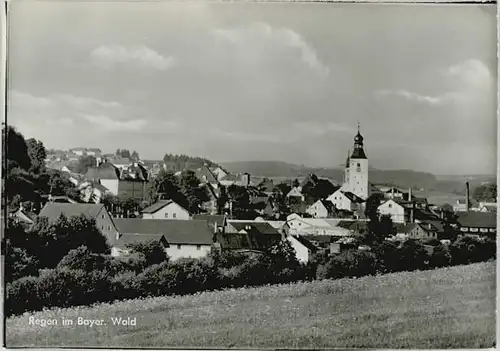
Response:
[428, 244, 452, 269]
[397, 239, 429, 272]
[4, 246, 39, 283]
[125, 240, 169, 267]
[450, 236, 483, 265]
[5, 276, 41, 316]
[372, 241, 400, 274]
[58, 246, 128, 276]
[316, 250, 378, 280]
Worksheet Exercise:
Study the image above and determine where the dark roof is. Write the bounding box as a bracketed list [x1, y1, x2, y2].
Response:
[114, 233, 166, 249]
[39, 203, 105, 223]
[320, 199, 335, 212]
[113, 218, 214, 245]
[258, 179, 274, 192]
[292, 235, 319, 252]
[229, 221, 281, 235]
[197, 165, 219, 184]
[351, 147, 367, 159]
[192, 214, 226, 227]
[423, 220, 445, 233]
[342, 191, 365, 203]
[86, 163, 120, 181]
[112, 157, 132, 165]
[141, 200, 189, 214]
[304, 235, 336, 244]
[456, 212, 497, 229]
[93, 183, 109, 193]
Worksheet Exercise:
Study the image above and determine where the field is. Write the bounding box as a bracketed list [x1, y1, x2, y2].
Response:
[6, 262, 496, 349]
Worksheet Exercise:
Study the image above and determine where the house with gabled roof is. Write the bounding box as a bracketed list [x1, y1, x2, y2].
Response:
[113, 218, 215, 260]
[141, 200, 191, 220]
[85, 161, 150, 202]
[219, 220, 283, 251]
[192, 214, 227, 233]
[38, 202, 118, 245]
[403, 220, 444, 240]
[327, 188, 365, 212]
[286, 186, 305, 202]
[454, 211, 496, 239]
[306, 199, 336, 218]
[284, 213, 352, 237]
[286, 235, 318, 263]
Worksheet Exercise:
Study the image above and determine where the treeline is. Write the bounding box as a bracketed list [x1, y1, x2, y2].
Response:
[473, 183, 497, 202]
[148, 169, 210, 214]
[3, 126, 80, 210]
[162, 153, 218, 171]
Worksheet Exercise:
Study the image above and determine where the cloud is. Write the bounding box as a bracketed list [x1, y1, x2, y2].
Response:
[212, 22, 330, 76]
[82, 114, 147, 132]
[90, 45, 176, 71]
[375, 89, 450, 105]
[375, 59, 494, 107]
[8, 90, 145, 137]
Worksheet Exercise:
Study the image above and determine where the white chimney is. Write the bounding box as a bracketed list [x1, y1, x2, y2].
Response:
[115, 232, 121, 240]
[408, 188, 412, 201]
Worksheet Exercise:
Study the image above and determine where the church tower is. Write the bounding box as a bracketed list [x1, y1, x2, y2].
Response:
[344, 150, 350, 184]
[348, 123, 369, 200]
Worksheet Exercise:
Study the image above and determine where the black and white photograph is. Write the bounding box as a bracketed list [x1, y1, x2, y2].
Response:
[2, 1, 497, 348]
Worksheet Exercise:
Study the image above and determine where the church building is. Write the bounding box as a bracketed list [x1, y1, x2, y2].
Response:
[344, 125, 369, 200]
[327, 125, 369, 213]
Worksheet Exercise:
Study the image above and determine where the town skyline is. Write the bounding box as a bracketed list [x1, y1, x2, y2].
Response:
[6, 2, 496, 175]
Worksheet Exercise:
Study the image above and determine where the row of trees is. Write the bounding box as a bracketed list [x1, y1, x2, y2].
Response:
[4, 126, 82, 210]
[115, 149, 140, 161]
[148, 169, 210, 214]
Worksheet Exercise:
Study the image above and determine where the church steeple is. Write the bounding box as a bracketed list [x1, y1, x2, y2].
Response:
[351, 122, 367, 159]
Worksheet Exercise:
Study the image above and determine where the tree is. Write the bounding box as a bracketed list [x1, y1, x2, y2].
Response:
[149, 169, 184, 204]
[26, 138, 47, 174]
[125, 240, 169, 267]
[472, 183, 497, 202]
[5, 126, 31, 171]
[131, 150, 140, 161]
[28, 214, 111, 268]
[74, 155, 97, 174]
[292, 179, 300, 188]
[217, 186, 229, 215]
[179, 170, 209, 214]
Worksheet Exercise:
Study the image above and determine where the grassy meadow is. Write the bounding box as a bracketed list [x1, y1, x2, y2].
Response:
[6, 261, 496, 349]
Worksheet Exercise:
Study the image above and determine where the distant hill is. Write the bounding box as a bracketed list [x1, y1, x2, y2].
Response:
[221, 160, 492, 195]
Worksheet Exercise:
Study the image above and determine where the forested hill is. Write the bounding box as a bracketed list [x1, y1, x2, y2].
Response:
[221, 161, 493, 194]
[161, 154, 220, 171]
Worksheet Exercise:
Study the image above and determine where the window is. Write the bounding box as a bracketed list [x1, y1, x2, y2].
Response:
[108, 226, 110, 231]
[165, 213, 169, 218]
[173, 213, 177, 218]
[196, 245, 201, 250]
[177, 244, 181, 249]
[357, 163, 360, 167]
[102, 214, 105, 219]
[101, 225, 104, 230]
[388, 204, 392, 208]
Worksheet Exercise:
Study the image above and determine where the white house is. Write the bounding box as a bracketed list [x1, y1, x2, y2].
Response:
[306, 199, 335, 218]
[112, 218, 214, 260]
[141, 200, 191, 220]
[378, 199, 407, 224]
[285, 213, 351, 236]
[327, 188, 364, 211]
[286, 187, 305, 202]
[286, 235, 318, 263]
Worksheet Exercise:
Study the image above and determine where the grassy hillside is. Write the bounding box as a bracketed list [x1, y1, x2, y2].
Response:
[6, 261, 495, 349]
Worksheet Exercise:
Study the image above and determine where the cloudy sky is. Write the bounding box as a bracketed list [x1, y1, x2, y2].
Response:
[6, 2, 497, 175]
